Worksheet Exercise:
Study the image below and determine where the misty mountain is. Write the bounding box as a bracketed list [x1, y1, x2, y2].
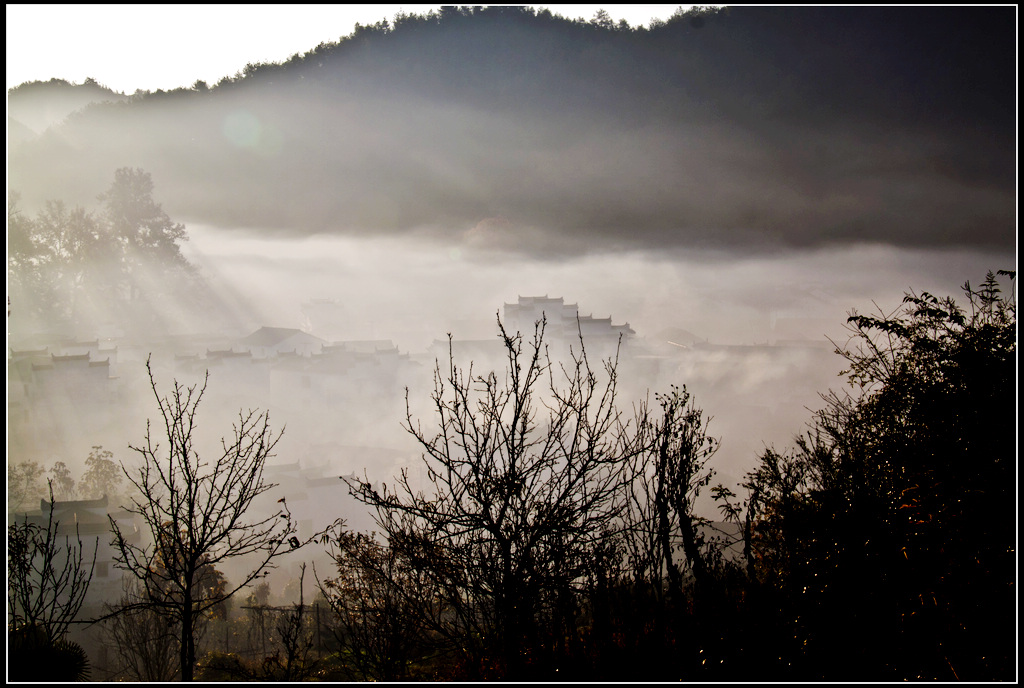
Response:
[7, 116, 38, 152]
[7, 6, 1015, 257]
[7, 77, 129, 139]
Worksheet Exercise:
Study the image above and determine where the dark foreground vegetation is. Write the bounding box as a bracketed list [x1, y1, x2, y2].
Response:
[8, 267, 1015, 681]
[308, 270, 1016, 682]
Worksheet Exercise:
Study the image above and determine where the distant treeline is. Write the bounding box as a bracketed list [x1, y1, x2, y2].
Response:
[19, 5, 1005, 131]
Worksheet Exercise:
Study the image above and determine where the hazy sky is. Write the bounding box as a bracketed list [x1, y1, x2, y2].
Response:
[6, 4, 691, 93]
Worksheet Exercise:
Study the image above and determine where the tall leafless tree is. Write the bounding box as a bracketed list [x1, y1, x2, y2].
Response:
[108, 357, 340, 681]
[344, 316, 651, 678]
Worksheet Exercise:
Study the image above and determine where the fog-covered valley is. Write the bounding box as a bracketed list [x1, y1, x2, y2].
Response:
[9, 218, 1009, 509]
[6, 6, 1015, 681]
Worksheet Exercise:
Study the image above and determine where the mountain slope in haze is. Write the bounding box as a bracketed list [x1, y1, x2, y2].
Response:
[7, 6, 1015, 258]
[7, 116, 38, 152]
[7, 77, 129, 136]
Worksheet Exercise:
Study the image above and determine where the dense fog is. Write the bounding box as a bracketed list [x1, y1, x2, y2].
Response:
[9, 220, 1011, 509]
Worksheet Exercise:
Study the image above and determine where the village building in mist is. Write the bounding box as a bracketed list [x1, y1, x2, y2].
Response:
[8, 287, 846, 517]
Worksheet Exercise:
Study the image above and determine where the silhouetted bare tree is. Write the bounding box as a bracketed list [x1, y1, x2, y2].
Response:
[344, 316, 650, 678]
[618, 385, 721, 590]
[108, 357, 340, 681]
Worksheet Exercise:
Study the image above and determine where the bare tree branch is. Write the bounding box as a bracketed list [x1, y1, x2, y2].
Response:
[107, 356, 341, 681]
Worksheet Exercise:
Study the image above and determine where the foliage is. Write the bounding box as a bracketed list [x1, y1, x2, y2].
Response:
[97, 167, 190, 300]
[7, 459, 45, 513]
[8, 624, 92, 682]
[6, 168, 193, 334]
[743, 270, 1016, 680]
[6, 198, 106, 326]
[317, 530, 434, 680]
[649, 385, 721, 593]
[108, 357, 341, 681]
[48, 461, 77, 501]
[78, 445, 123, 503]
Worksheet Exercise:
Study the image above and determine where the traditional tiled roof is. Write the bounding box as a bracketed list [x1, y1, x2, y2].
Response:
[51, 353, 91, 363]
[206, 348, 252, 359]
[68, 339, 99, 349]
[323, 340, 398, 354]
[238, 327, 322, 348]
[9, 347, 49, 358]
[505, 296, 633, 339]
[43, 494, 109, 511]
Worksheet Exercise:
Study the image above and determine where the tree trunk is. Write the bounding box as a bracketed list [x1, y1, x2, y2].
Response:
[656, 444, 682, 598]
[496, 540, 528, 679]
[180, 582, 194, 681]
[678, 509, 709, 590]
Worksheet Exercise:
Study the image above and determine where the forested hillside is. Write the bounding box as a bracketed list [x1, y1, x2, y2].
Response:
[8, 77, 128, 134]
[8, 6, 1014, 256]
